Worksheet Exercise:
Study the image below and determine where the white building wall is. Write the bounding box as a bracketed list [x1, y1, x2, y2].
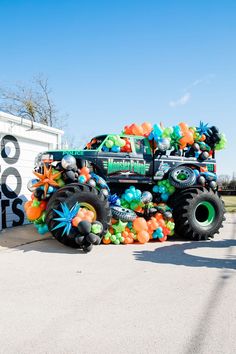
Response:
[0, 112, 64, 230]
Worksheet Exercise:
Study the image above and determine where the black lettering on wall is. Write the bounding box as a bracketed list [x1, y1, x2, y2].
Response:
[1, 167, 22, 199]
[1, 199, 10, 229]
[12, 198, 25, 226]
[1, 135, 20, 164]
[1, 134, 25, 228]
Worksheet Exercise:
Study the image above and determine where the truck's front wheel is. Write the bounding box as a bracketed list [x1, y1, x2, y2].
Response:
[45, 183, 111, 248]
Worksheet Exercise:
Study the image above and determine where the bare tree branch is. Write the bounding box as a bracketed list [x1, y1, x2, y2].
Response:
[0, 75, 66, 128]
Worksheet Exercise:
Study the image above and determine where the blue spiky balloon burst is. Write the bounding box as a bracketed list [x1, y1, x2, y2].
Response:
[197, 121, 209, 136]
[52, 202, 80, 236]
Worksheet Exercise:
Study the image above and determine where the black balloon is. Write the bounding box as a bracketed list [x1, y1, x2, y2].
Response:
[34, 189, 44, 200]
[77, 221, 92, 235]
[75, 236, 85, 246]
[198, 176, 206, 185]
[82, 242, 93, 253]
[86, 233, 98, 244]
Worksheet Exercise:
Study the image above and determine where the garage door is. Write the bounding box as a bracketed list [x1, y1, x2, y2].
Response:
[0, 134, 50, 230]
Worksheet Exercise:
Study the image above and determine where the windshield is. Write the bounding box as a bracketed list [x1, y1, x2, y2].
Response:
[84, 135, 107, 150]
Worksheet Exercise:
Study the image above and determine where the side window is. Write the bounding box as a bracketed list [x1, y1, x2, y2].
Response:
[133, 139, 144, 155]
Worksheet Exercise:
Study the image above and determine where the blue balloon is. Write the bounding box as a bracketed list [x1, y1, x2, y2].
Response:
[48, 186, 54, 193]
[159, 186, 166, 194]
[79, 175, 86, 183]
[161, 193, 169, 202]
[111, 146, 120, 153]
[153, 185, 159, 193]
[173, 125, 181, 138]
[38, 224, 49, 235]
[102, 146, 109, 152]
[125, 192, 133, 202]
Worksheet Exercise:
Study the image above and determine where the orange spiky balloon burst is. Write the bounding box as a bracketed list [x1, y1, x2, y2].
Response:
[33, 164, 61, 197]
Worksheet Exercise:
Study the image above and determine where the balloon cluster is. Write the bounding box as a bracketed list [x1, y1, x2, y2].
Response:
[123, 122, 153, 137]
[25, 197, 48, 234]
[194, 170, 218, 190]
[153, 179, 176, 202]
[50, 202, 103, 252]
[25, 154, 109, 247]
[123, 121, 226, 159]
[74, 220, 103, 252]
[121, 138, 132, 153]
[102, 185, 175, 245]
[104, 210, 175, 245]
[120, 186, 143, 211]
[102, 135, 126, 153]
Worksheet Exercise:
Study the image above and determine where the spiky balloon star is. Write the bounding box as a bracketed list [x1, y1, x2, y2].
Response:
[52, 202, 80, 236]
[33, 164, 61, 197]
[197, 121, 209, 136]
[170, 132, 183, 151]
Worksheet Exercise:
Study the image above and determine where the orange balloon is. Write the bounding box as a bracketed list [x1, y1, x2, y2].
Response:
[179, 122, 189, 133]
[159, 235, 167, 242]
[133, 217, 148, 232]
[155, 213, 163, 221]
[124, 237, 134, 244]
[103, 237, 111, 244]
[132, 124, 144, 136]
[80, 167, 90, 176]
[137, 230, 150, 244]
[26, 206, 42, 221]
[135, 206, 143, 213]
[141, 122, 152, 136]
[72, 216, 81, 227]
[122, 231, 129, 238]
[200, 134, 206, 141]
[147, 217, 159, 230]
[24, 201, 32, 211]
[124, 124, 134, 135]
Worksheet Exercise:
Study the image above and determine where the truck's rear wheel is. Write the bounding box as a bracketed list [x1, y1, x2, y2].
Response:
[170, 186, 225, 240]
[45, 183, 111, 248]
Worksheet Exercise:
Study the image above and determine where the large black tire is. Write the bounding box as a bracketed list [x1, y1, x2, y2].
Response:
[45, 183, 111, 248]
[111, 206, 137, 222]
[169, 166, 196, 189]
[170, 186, 225, 240]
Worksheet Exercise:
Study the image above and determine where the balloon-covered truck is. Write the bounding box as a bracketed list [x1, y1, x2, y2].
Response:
[25, 121, 226, 252]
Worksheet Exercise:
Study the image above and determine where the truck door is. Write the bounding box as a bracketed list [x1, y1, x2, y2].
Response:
[96, 136, 153, 185]
[153, 149, 178, 181]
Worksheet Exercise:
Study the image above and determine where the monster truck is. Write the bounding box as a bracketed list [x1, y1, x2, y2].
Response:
[33, 133, 225, 247]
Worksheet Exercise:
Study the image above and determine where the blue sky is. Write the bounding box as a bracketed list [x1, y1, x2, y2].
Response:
[0, 0, 236, 176]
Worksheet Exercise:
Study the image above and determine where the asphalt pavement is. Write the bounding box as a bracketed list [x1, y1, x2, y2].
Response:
[0, 214, 235, 354]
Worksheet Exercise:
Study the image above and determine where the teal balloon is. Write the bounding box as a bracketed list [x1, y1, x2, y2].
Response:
[161, 193, 169, 202]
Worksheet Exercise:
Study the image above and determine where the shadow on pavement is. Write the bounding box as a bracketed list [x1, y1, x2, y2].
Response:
[134, 239, 236, 270]
[16, 238, 86, 254]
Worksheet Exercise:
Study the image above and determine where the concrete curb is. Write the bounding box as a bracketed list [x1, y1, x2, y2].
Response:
[0, 224, 51, 251]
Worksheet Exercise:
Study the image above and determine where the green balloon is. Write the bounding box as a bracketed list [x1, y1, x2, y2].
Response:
[32, 199, 40, 207]
[106, 140, 114, 148]
[111, 235, 116, 242]
[57, 179, 65, 187]
[104, 231, 111, 240]
[119, 139, 126, 147]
